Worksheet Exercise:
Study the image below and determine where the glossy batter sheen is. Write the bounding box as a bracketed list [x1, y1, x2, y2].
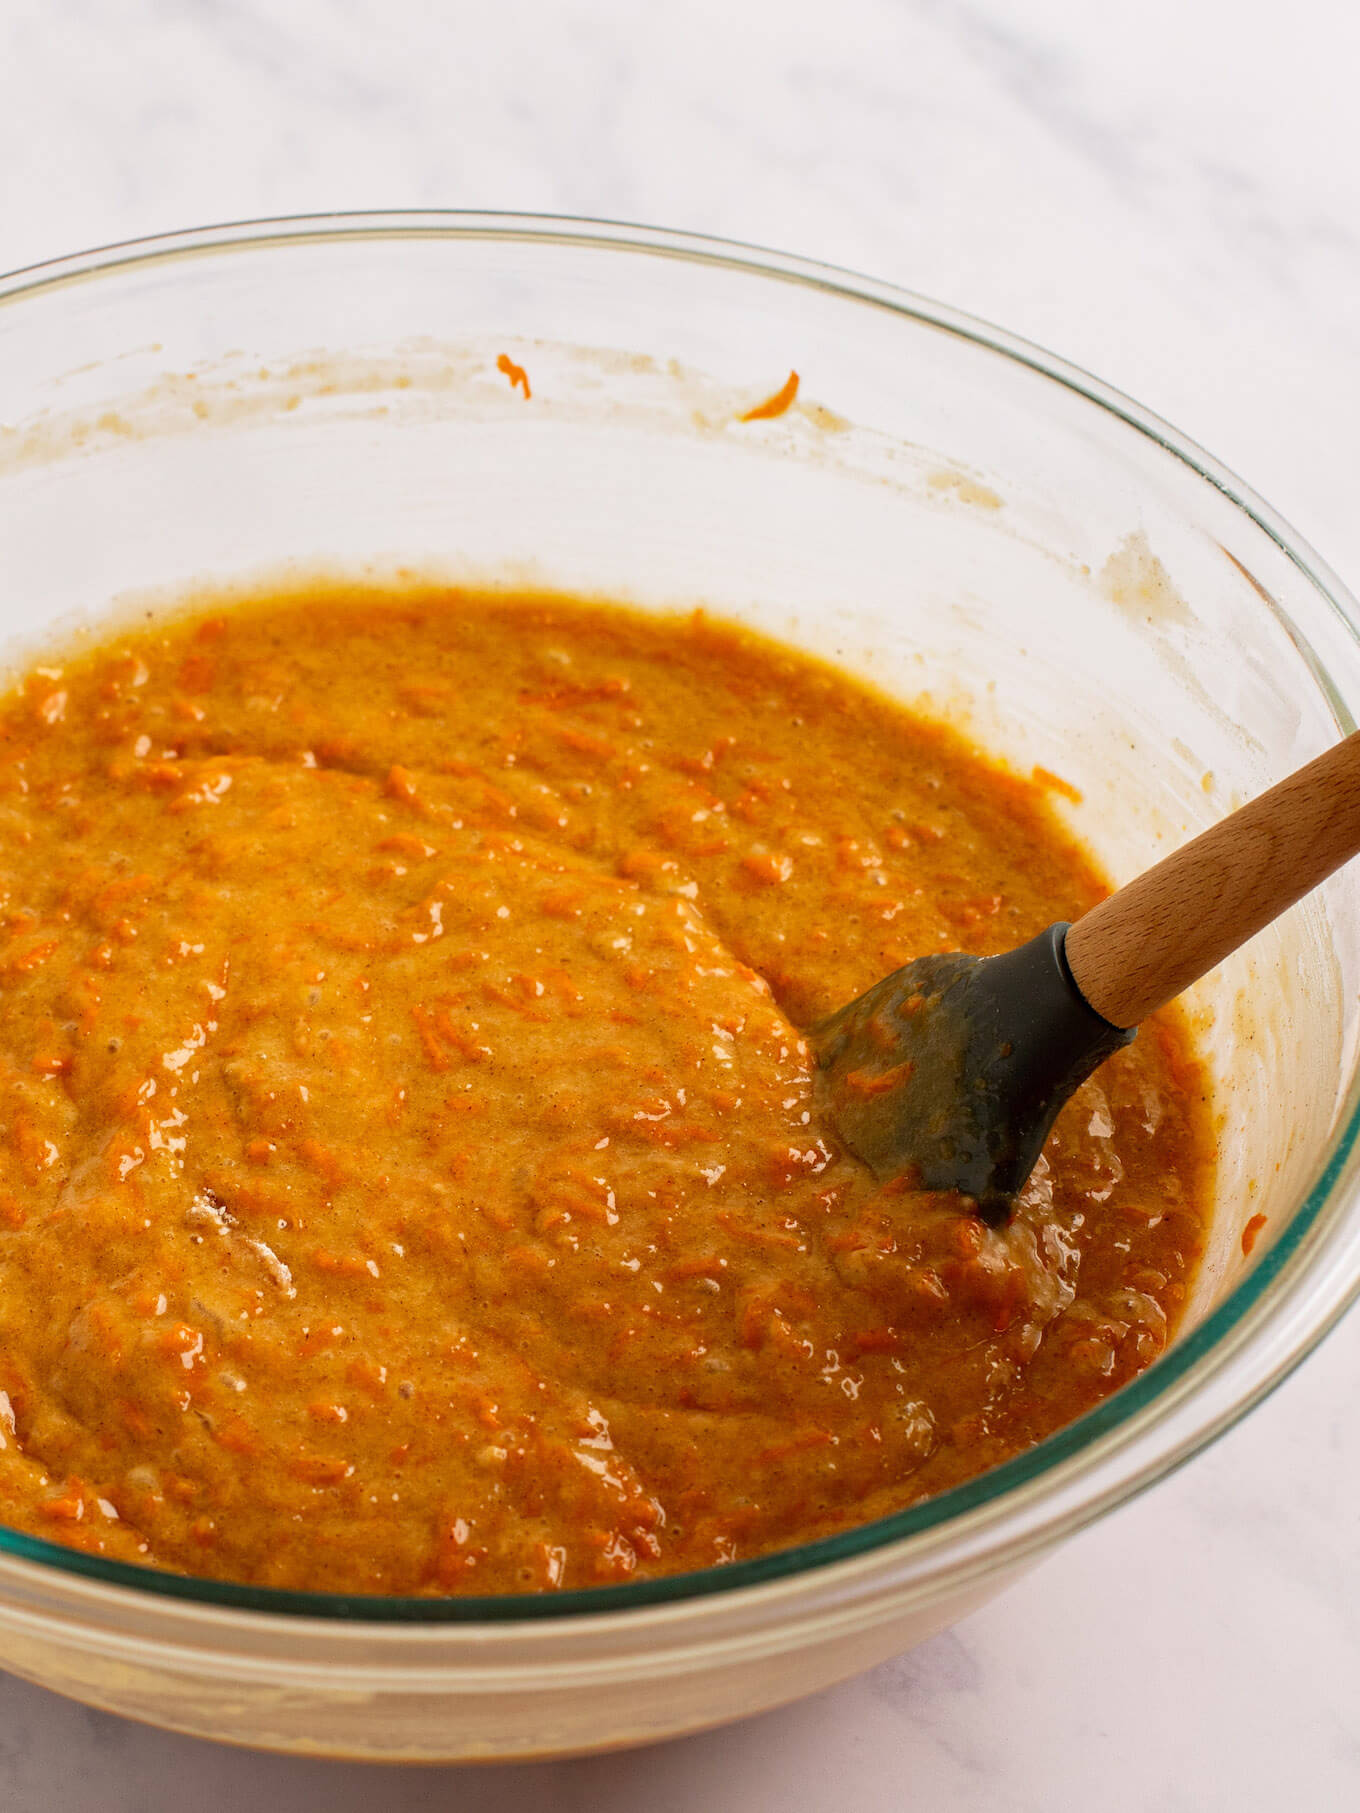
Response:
[0, 588, 1212, 1594]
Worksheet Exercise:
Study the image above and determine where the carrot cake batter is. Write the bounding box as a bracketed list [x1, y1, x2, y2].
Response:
[0, 587, 1211, 1593]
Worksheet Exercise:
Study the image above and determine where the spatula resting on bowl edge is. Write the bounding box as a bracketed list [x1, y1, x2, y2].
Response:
[813, 729, 1360, 1224]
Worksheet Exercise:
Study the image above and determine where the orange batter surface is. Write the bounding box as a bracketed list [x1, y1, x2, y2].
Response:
[0, 588, 1211, 1594]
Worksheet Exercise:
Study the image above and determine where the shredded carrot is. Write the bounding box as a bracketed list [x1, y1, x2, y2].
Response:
[497, 352, 531, 399]
[842, 1060, 914, 1097]
[1032, 765, 1084, 805]
[740, 370, 800, 421]
[741, 849, 794, 885]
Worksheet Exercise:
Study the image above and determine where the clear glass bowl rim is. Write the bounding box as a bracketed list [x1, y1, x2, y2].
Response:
[1, 208, 1358, 1626]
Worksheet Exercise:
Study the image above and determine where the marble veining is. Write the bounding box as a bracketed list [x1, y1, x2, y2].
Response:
[0, 1, 1357, 1806]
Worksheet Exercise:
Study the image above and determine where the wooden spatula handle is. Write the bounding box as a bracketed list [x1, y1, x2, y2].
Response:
[1065, 730, 1360, 1029]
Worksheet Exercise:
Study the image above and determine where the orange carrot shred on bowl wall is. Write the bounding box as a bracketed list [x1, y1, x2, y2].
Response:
[1242, 1212, 1268, 1256]
[740, 370, 799, 421]
[496, 353, 531, 399]
[1032, 765, 1084, 805]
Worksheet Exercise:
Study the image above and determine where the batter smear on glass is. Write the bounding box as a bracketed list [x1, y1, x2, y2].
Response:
[0, 587, 1212, 1593]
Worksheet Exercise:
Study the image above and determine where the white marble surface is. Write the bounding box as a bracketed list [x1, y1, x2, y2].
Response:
[1, 1, 1358, 1806]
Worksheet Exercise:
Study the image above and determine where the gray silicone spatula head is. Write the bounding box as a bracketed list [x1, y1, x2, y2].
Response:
[811, 924, 1134, 1224]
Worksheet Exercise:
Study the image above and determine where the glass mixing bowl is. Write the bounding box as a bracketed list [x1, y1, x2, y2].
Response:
[0, 213, 1358, 1762]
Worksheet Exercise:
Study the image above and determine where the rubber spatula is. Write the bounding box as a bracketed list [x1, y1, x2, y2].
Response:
[813, 729, 1360, 1223]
